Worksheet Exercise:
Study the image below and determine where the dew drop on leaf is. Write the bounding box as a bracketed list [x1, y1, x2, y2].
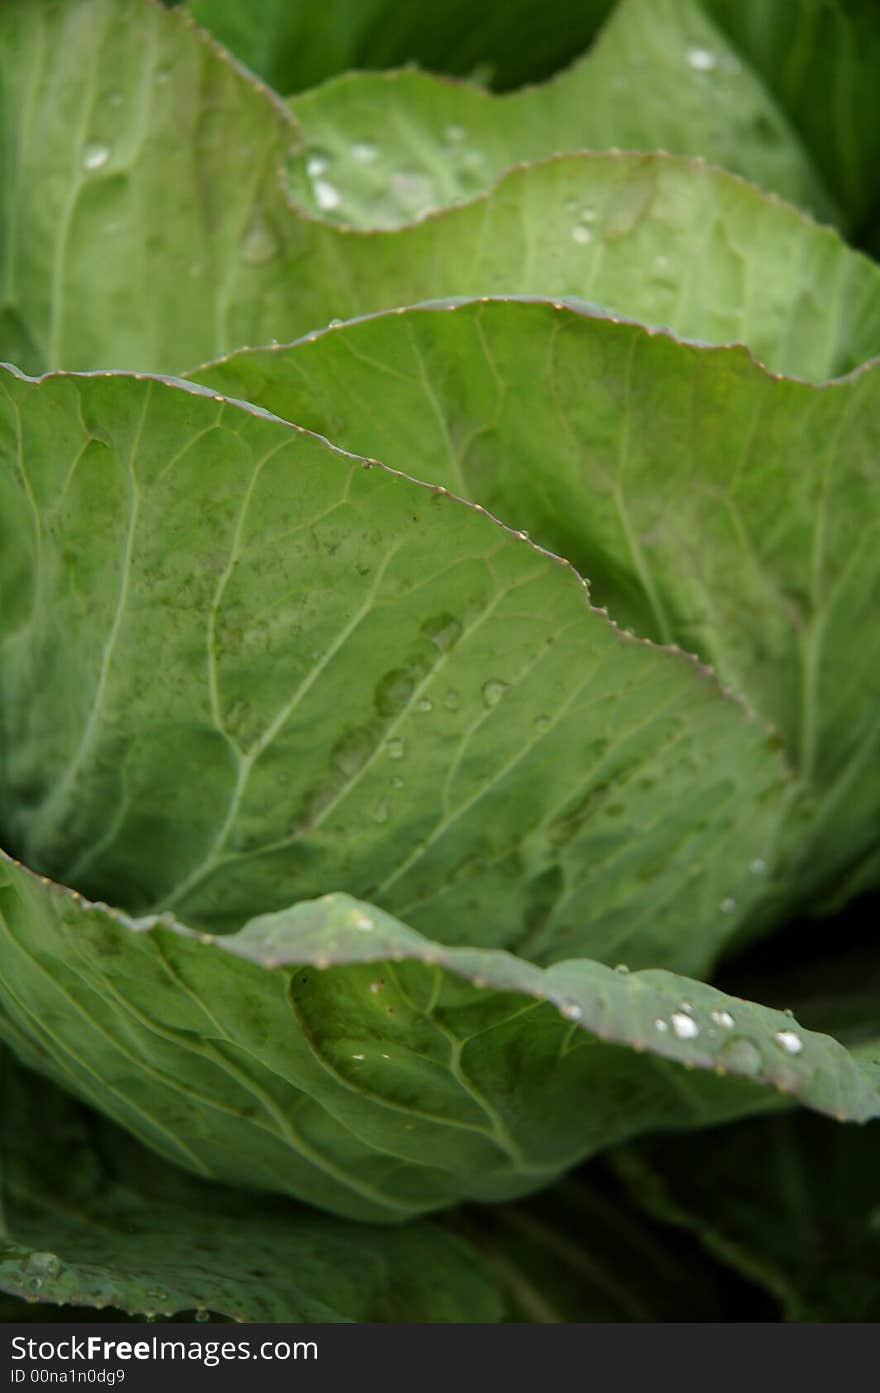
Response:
[671, 1012, 699, 1039]
[82, 140, 110, 171]
[711, 1009, 735, 1029]
[720, 896, 737, 914]
[686, 46, 717, 70]
[654, 1018, 669, 1032]
[26, 1252, 61, 1278]
[572, 223, 593, 244]
[386, 736, 406, 760]
[313, 178, 341, 211]
[774, 1029, 803, 1056]
[422, 614, 462, 651]
[750, 857, 767, 874]
[718, 1038, 762, 1075]
[240, 216, 279, 266]
[306, 153, 328, 177]
[482, 679, 509, 708]
[559, 1001, 582, 1021]
[351, 141, 378, 163]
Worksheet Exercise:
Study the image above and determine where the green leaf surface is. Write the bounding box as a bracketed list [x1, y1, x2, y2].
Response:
[0, 1048, 501, 1321]
[183, 0, 614, 94]
[705, 0, 880, 238]
[285, 0, 835, 232]
[3, 0, 880, 378]
[616, 1111, 880, 1320]
[0, 364, 789, 972]
[1, 856, 878, 1222]
[196, 299, 880, 904]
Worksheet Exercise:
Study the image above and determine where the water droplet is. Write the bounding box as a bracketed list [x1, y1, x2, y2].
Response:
[352, 1052, 366, 1061]
[560, 1001, 582, 1021]
[417, 697, 433, 712]
[28, 1277, 43, 1292]
[332, 727, 375, 776]
[353, 913, 373, 932]
[678, 1001, 694, 1014]
[718, 1038, 762, 1075]
[82, 140, 110, 171]
[750, 857, 767, 874]
[720, 896, 737, 914]
[26, 1253, 61, 1278]
[328, 317, 343, 327]
[422, 613, 462, 651]
[372, 800, 389, 824]
[391, 775, 404, 789]
[671, 1012, 699, 1040]
[654, 1018, 668, 1032]
[241, 215, 279, 266]
[654, 254, 669, 270]
[313, 178, 341, 211]
[534, 714, 551, 733]
[783, 1007, 794, 1018]
[774, 1029, 803, 1056]
[572, 223, 593, 245]
[376, 668, 417, 716]
[307, 154, 329, 177]
[482, 678, 509, 709]
[351, 140, 378, 163]
[195, 1309, 210, 1323]
[614, 963, 629, 974]
[445, 124, 465, 143]
[369, 980, 383, 994]
[711, 1009, 735, 1029]
[147, 1287, 168, 1305]
[386, 737, 406, 760]
[443, 688, 460, 711]
[687, 46, 717, 70]
[391, 169, 434, 207]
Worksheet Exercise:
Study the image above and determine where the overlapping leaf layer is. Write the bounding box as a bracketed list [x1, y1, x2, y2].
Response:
[0, 0, 877, 1322]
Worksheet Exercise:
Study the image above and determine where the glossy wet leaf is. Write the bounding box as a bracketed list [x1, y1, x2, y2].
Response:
[3, 1, 880, 378]
[0, 365, 788, 971]
[196, 299, 880, 907]
[2, 860, 878, 1222]
[286, 0, 835, 231]
[0, 1048, 501, 1321]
